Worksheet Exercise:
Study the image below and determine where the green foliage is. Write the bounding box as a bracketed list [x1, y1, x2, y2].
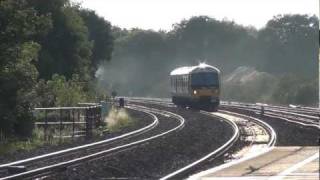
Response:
[0, 127, 69, 155]
[35, 74, 88, 107]
[271, 75, 318, 106]
[223, 71, 318, 106]
[0, 0, 51, 138]
[257, 15, 318, 78]
[105, 108, 132, 132]
[32, 0, 92, 81]
[99, 28, 171, 96]
[102, 15, 318, 106]
[80, 9, 113, 75]
[0, 0, 114, 139]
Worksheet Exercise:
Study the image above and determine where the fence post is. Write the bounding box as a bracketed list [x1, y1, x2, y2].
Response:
[78, 109, 81, 136]
[44, 110, 48, 140]
[72, 109, 75, 139]
[85, 108, 92, 138]
[59, 109, 62, 142]
[97, 106, 101, 125]
[93, 107, 96, 128]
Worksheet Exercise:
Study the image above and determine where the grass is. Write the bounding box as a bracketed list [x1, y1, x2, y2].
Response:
[0, 108, 132, 156]
[105, 107, 133, 132]
[0, 128, 44, 155]
[0, 127, 71, 156]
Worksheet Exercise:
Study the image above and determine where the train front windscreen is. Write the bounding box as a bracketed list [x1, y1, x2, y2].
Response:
[191, 72, 219, 87]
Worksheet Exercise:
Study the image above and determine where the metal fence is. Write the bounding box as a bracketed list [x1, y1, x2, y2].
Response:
[33, 105, 102, 140]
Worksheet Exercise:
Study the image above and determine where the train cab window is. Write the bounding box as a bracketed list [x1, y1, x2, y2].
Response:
[191, 72, 219, 87]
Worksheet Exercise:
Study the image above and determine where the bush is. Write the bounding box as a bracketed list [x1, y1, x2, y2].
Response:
[105, 108, 132, 132]
[36, 74, 89, 107]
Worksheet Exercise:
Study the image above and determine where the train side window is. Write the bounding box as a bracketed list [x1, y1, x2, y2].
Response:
[171, 77, 174, 91]
[175, 77, 177, 92]
[184, 77, 186, 91]
[182, 76, 185, 91]
[176, 77, 178, 92]
[177, 77, 180, 92]
[179, 77, 181, 90]
[173, 77, 175, 92]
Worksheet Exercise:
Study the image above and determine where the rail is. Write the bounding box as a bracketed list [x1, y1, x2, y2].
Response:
[160, 111, 239, 180]
[0, 105, 184, 180]
[0, 107, 158, 171]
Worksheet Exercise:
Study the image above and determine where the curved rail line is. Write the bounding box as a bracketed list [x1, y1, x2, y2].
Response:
[221, 101, 320, 117]
[1, 105, 185, 180]
[219, 110, 277, 147]
[222, 103, 319, 119]
[0, 108, 158, 178]
[188, 111, 277, 180]
[221, 104, 320, 129]
[127, 97, 278, 179]
[160, 111, 240, 180]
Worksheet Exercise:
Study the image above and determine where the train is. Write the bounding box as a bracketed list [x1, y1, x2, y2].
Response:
[170, 63, 221, 111]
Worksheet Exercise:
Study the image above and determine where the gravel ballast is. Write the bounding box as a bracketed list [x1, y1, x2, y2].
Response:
[58, 104, 234, 179]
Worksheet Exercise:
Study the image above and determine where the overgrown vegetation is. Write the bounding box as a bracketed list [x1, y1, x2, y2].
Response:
[0, 127, 70, 155]
[105, 108, 133, 132]
[0, 0, 113, 139]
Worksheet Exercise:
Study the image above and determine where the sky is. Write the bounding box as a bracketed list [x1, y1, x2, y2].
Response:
[73, 0, 319, 31]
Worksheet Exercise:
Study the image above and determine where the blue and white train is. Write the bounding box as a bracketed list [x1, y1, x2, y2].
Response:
[170, 63, 221, 111]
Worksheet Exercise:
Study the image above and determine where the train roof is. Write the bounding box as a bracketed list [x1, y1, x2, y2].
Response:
[170, 63, 220, 76]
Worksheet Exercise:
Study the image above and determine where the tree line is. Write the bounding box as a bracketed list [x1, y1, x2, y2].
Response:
[0, 0, 318, 139]
[100, 15, 318, 106]
[0, 0, 113, 138]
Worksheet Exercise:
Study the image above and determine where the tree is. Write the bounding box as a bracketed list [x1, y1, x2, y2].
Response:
[0, 0, 51, 137]
[258, 15, 319, 78]
[99, 29, 171, 96]
[31, 0, 93, 80]
[79, 9, 113, 76]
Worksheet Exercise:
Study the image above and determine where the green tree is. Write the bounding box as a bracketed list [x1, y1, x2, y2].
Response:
[100, 29, 171, 96]
[79, 9, 113, 76]
[169, 16, 256, 73]
[0, 0, 51, 137]
[31, 0, 93, 80]
[258, 15, 319, 78]
[294, 81, 317, 105]
[48, 74, 88, 106]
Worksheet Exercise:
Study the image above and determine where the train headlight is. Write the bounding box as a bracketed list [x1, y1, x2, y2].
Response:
[193, 90, 197, 95]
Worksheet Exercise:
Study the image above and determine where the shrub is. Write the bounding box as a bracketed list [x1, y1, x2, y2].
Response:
[105, 108, 132, 132]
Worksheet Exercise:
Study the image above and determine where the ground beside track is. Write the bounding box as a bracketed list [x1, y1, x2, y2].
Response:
[58, 104, 234, 179]
[220, 107, 319, 146]
[0, 109, 151, 164]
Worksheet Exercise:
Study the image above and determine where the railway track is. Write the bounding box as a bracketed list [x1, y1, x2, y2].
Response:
[126, 97, 319, 179]
[221, 103, 320, 128]
[159, 110, 240, 180]
[128, 97, 319, 128]
[1, 97, 316, 179]
[127, 98, 277, 179]
[0, 106, 185, 179]
[56, 100, 239, 179]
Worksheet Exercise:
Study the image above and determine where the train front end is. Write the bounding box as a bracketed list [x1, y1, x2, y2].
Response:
[190, 65, 220, 110]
